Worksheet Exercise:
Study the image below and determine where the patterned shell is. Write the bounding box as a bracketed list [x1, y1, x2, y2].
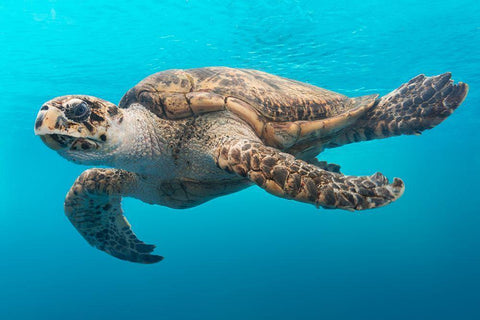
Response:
[119, 67, 364, 122]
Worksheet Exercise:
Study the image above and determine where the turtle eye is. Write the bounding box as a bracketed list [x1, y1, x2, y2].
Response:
[66, 100, 91, 122]
[74, 102, 88, 117]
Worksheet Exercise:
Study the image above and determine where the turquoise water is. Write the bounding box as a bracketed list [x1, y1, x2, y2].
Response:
[1, 0, 479, 319]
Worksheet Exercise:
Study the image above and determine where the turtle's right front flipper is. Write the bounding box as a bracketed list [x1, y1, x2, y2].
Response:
[328, 73, 469, 147]
[64, 168, 163, 263]
[216, 139, 404, 211]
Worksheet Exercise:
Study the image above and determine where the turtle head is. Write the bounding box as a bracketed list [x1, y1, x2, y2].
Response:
[34, 95, 124, 164]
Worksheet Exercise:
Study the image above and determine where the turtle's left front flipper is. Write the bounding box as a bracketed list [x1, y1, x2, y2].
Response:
[64, 168, 163, 263]
[216, 139, 404, 210]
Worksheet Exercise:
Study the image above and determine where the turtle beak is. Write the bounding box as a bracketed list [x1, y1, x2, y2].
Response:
[34, 106, 67, 136]
[38, 134, 70, 150]
[34, 106, 73, 150]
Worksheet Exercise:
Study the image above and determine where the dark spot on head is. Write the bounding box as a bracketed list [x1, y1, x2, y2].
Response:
[35, 113, 44, 129]
[41, 105, 49, 111]
[54, 116, 67, 129]
[90, 112, 105, 122]
[89, 101, 101, 109]
[100, 134, 107, 141]
[107, 106, 119, 116]
[83, 121, 94, 132]
[103, 203, 112, 211]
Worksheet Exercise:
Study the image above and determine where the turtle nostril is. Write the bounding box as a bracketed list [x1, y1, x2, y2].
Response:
[41, 105, 49, 111]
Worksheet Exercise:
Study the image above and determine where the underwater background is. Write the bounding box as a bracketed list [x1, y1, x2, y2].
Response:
[1, 0, 479, 319]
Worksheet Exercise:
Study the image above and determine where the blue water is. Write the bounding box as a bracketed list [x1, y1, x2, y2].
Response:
[1, 0, 479, 319]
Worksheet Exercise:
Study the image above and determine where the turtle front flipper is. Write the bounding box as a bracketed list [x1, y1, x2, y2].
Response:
[327, 73, 469, 147]
[64, 168, 163, 263]
[216, 139, 404, 210]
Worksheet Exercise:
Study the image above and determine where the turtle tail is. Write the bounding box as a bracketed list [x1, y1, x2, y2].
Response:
[326, 73, 469, 147]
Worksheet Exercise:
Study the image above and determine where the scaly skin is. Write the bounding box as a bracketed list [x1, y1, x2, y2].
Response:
[326, 73, 469, 148]
[215, 139, 404, 210]
[64, 168, 163, 263]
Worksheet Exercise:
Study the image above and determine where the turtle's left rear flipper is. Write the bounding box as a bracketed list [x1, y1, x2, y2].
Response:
[64, 168, 163, 263]
[328, 73, 469, 147]
[216, 139, 404, 210]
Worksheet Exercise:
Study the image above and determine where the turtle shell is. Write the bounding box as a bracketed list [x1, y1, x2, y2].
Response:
[119, 67, 377, 151]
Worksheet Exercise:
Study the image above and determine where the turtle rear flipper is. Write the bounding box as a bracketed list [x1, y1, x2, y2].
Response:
[327, 73, 469, 147]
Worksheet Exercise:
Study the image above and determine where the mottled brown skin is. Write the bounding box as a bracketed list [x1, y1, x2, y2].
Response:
[216, 139, 404, 210]
[64, 168, 164, 263]
[326, 73, 469, 148]
[34, 67, 468, 263]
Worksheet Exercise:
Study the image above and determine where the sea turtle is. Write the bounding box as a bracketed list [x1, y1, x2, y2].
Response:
[34, 67, 468, 263]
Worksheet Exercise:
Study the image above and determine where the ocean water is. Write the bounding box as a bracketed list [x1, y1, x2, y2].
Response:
[1, 0, 479, 319]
